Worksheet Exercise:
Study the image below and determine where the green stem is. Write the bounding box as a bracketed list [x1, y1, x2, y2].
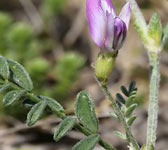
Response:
[146, 52, 160, 149]
[97, 80, 140, 150]
[26, 93, 41, 103]
[124, 0, 161, 149]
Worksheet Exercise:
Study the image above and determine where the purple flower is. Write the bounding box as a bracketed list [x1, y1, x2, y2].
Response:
[86, 0, 131, 52]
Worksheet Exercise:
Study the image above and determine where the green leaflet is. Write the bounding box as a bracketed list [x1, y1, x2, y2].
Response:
[75, 91, 98, 133]
[3, 89, 27, 106]
[0, 83, 10, 94]
[120, 85, 129, 97]
[8, 60, 33, 91]
[116, 93, 125, 104]
[126, 91, 137, 107]
[0, 56, 10, 79]
[128, 81, 136, 94]
[148, 13, 162, 47]
[27, 100, 48, 126]
[40, 95, 65, 114]
[109, 112, 119, 120]
[54, 117, 76, 142]
[72, 134, 100, 150]
[125, 104, 137, 118]
[113, 131, 127, 140]
[127, 115, 137, 126]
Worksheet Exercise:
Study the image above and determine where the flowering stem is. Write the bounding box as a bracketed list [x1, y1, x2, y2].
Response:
[97, 79, 140, 150]
[146, 52, 160, 149]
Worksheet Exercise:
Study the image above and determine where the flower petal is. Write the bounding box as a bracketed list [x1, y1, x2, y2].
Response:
[100, 0, 117, 17]
[104, 13, 114, 51]
[86, 0, 106, 48]
[113, 17, 127, 50]
[119, 2, 131, 29]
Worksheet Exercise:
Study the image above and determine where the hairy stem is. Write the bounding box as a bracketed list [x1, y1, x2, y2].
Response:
[146, 52, 160, 149]
[97, 79, 140, 150]
[124, 0, 161, 149]
[126, 0, 147, 28]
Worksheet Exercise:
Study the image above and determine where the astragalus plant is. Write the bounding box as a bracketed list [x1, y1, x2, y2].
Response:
[0, 0, 167, 150]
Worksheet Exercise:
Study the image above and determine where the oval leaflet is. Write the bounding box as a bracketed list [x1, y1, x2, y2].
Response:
[75, 91, 98, 133]
[72, 134, 100, 150]
[54, 117, 76, 142]
[3, 89, 27, 106]
[0, 56, 10, 79]
[27, 100, 48, 126]
[8, 60, 33, 91]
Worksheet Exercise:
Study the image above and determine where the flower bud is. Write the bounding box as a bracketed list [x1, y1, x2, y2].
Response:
[86, 0, 131, 52]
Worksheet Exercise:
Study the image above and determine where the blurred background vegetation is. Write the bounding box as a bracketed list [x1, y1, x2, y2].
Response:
[0, 0, 168, 150]
[0, 0, 86, 119]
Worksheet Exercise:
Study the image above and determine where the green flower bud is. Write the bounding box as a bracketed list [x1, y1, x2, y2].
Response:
[95, 52, 117, 86]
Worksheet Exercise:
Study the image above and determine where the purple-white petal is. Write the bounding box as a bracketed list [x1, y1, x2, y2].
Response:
[86, 0, 106, 48]
[119, 2, 131, 29]
[100, 0, 117, 17]
[113, 17, 127, 50]
[86, 0, 130, 52]
[104, 13, 114, 51]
